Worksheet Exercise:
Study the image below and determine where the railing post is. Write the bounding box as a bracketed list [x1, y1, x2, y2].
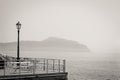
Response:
[33, 60, 34, 74]
[53, 59, 55, 72]
[43, 59, 45, 71]
[35, 58, 37, 74]
[58, 59, 60, 73]
[33, 58, 36, 74]
[4, 60, 6, 76]
[46, 59, 48, 73]
[63, 60, 66, 72]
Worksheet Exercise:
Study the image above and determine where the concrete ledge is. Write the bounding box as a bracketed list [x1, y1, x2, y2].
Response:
[0, 72, 68, 80]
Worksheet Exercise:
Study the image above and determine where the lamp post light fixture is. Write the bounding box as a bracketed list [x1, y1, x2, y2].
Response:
[16, 21, 21, 62]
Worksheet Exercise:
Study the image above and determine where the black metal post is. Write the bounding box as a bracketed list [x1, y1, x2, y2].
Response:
[17, 29, 20, 62]
[16, 21, 21, 68]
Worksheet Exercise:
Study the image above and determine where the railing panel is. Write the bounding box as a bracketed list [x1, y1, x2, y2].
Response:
[0, 57, 66, 76]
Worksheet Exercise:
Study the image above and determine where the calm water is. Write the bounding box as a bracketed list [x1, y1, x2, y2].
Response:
[4, 51, 120, 80]
[67, 61, 120, 80]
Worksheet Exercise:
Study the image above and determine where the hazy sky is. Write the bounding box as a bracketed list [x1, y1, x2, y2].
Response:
[0, 0, 120, 53]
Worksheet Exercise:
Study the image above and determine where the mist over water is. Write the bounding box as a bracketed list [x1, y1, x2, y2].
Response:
[4, 51, 120, 62]
[2, 49, 120, 80]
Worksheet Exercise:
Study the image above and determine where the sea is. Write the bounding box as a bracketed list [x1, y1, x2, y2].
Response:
[3, 51, 120, 80]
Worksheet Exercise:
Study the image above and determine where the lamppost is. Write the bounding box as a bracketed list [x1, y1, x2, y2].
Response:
[16, 21, 21, 62]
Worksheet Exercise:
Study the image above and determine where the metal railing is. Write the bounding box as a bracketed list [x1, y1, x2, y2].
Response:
[0, 57, 66, 76]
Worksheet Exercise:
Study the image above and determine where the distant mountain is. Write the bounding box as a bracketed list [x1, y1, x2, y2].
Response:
[0, 37, 90, 52]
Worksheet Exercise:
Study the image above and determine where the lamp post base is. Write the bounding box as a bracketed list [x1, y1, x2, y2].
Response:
[17, 58, 20, 66]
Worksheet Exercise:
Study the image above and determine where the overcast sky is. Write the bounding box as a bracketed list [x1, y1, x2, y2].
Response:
[0, 0, 120, 54]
